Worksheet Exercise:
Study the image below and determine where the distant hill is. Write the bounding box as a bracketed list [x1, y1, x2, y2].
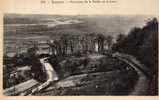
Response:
[4, 14, 151, 37]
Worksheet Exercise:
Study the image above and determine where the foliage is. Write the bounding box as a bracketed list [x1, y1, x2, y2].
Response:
[112, 18, 158, 95]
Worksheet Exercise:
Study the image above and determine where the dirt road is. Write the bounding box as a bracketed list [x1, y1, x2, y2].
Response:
[112, 52, 151, 95]
[27, 58, 59, 95]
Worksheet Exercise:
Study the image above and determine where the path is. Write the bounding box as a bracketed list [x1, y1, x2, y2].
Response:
[28, 58, 59, 95]
[112, 52, 151, 95]
[19, 58, 58, 95]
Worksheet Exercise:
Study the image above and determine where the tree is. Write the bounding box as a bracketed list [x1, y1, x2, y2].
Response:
[60, 34, 68, 55]
[96, 34, 105, 53]
[105, 35, 113, 49]
[116, 33, 126, 43]
[27, 46, 38, 57]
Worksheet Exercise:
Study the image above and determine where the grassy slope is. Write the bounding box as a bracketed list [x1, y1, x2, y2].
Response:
[35, 69, 137, 95]
[35, 54, 138, 95]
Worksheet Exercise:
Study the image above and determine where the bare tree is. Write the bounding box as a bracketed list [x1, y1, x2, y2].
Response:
[96, 34, 105, 53]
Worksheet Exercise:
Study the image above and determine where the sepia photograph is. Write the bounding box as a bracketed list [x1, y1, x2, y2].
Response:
[3, 14, 158, 96]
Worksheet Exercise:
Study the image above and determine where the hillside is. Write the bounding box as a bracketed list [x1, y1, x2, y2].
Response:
[35, 54, 138, 95]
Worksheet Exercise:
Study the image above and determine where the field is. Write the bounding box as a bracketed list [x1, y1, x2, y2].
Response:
[4, 14, 149, 56]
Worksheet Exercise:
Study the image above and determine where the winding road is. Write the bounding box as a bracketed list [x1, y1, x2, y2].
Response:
[112, 52, 152, 95]
[19, 58, 59, 96]
[27, 58, 59, 95]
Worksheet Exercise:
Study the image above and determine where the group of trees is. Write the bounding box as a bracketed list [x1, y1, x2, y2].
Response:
[112, 18, 158, 95]
[112, 18, 158, 72]
[47, 33, 114, 56]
